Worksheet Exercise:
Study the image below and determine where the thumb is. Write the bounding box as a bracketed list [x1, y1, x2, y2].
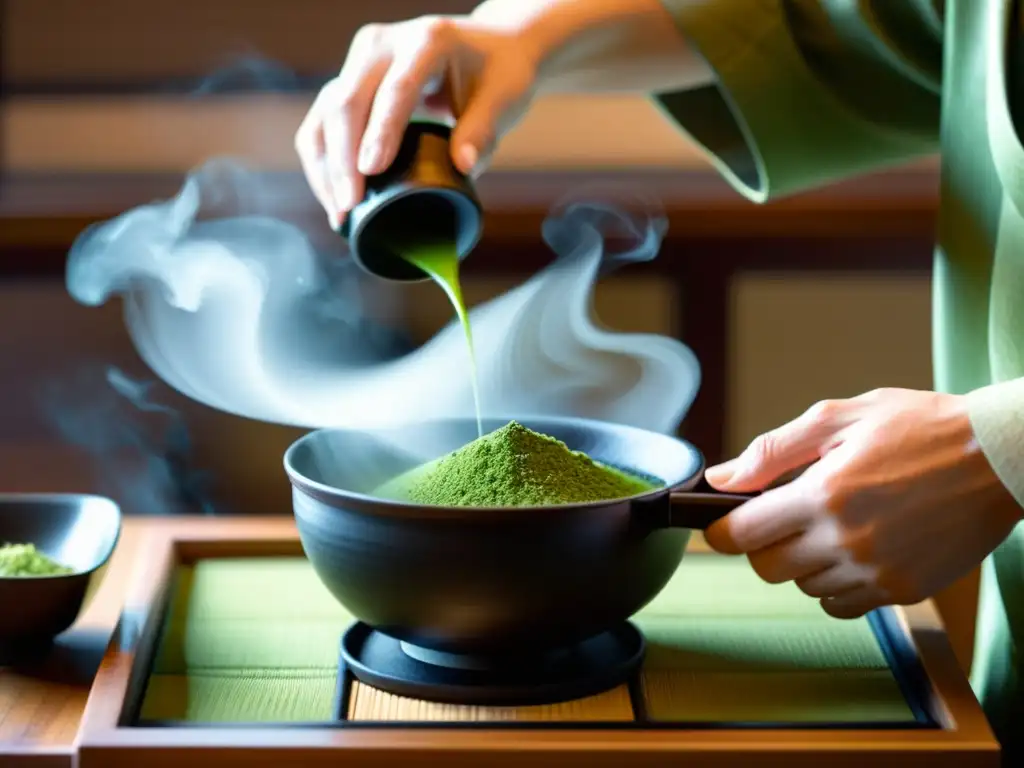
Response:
[449, 73, 521, 175]
[706, 399, 849, 491]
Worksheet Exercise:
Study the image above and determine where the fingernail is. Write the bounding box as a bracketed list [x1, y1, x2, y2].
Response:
[327, 210, 341, 231]
[705, 459, 738, 486]
[332, 184, 354, 216]
[457, 144, 478, 173]
[358, 142, 381, 175]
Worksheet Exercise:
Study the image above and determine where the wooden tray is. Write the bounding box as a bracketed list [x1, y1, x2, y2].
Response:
[77, 517, 999, 767]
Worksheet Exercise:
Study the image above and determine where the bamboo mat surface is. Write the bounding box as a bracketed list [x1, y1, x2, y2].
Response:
[137, 552, 914, 724]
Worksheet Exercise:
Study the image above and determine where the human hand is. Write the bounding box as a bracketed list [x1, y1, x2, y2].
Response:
[703, 388, 1023, 618]
[294, 14, 541, 229]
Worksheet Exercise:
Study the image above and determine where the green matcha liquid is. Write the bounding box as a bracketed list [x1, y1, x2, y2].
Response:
[399, 241, 483, 438]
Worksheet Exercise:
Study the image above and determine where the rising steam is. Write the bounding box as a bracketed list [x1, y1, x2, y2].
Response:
[65, 159, 700, 437]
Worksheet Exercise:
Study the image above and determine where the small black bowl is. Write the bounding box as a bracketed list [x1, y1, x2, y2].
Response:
[0, 493, 122, 660]
[337, 122, 482, 282]
[284, 416, 750, 659]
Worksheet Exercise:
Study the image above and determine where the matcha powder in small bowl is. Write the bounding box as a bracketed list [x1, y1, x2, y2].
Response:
[0, 543, 74, 577]
[375, 421, 658, 507]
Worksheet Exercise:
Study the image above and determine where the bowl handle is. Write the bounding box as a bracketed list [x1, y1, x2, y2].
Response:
[666, 488, 755, 530]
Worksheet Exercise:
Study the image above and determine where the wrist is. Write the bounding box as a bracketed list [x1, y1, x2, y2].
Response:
[952, 392, 1024, 525]
[966, 377, 1024, 518]
[469, 0, 599, 82]
[471, 0, 699, 94]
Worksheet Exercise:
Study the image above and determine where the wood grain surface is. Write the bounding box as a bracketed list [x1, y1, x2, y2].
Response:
[347, 682, 634, 722]
[0, 517, 143, 767]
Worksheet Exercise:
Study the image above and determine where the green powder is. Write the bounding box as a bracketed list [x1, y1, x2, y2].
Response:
[0, 543, 73, 577]
[374, 420, 659, 507]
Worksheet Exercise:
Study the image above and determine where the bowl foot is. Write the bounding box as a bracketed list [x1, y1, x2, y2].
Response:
[338, 621, 645, 708]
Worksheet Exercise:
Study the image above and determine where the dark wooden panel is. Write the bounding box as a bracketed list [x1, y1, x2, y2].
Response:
[3, 0, 476, 91]
[0, 167, 940, 263]
[0, 167, 939, 465]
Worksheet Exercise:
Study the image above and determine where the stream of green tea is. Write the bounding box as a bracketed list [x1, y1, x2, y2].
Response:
[395, 240, 483, 438]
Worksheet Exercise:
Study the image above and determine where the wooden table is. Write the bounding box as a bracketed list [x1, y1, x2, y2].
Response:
[0, 516, 146, 768]
[0, 516, 306, 767]
[0, 516, 999, 767]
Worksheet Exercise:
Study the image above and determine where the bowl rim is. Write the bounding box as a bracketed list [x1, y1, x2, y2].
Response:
[0, 492, 123, 581]
[282, 413, 705, 517]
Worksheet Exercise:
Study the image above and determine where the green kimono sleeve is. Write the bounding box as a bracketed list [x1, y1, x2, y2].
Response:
[653, 0, 943, 201]
[968, 378, 1024, 750]
[969, 378, 1024, 508]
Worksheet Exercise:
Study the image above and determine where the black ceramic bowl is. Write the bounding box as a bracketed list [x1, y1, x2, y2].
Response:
[0, 493, 122, 659]
[284, 416, 749, 658]
[338, 122, 482, 282]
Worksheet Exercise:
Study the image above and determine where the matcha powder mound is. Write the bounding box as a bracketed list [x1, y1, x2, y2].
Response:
[0, 543, 73, 577]
[380, 421, 657, 507]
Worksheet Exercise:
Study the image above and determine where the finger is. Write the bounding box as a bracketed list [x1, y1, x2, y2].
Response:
[746, 530, 838, 585]
[464, 141, 496, 178]
[450, 71, 525, 175]
[294, 116, 332, 223]
[359, 18, 452, 175]
[794, 562, 868, 598]
[420, 69, 500, 176]
[296, 75, 356, 221]
[704, 484, 816, 555]
[705, 399, 853, 492]
[820, 585, 886, 619]
[322, 66, 387, 216]
[323, 26, 391, 217]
